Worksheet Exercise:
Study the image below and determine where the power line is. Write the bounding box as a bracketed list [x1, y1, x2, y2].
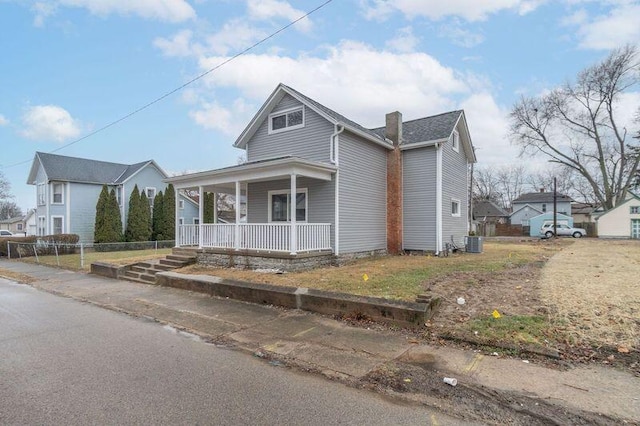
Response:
[2, 0, 334, 169]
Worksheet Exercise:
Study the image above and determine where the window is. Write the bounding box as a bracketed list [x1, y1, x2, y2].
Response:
[268, 106, 304, 134]
[268, 189, 308, 222]
[17, 223, 23, 231]
[178, 217, 184, 225]
[52, 183, 64, 204]
[542, 203, 547, 213]
[38, 216, 46, 236]
[631, 206, 640, 214]
[37, 184, 46, 206]
[179, 199, 184, 209]
[145, 187, 156, 207]
[193, 218, 199, 225]
[451, 199, 461, 217]
[52, 216, 63, 235]
[116, 187, 122, 206]
[451, 130, 459, 152]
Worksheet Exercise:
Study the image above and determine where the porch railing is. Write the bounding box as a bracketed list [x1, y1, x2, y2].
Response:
[177, 223, 331, 253]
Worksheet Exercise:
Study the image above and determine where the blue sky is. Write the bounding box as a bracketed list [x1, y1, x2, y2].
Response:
[1, 0, 639, 211]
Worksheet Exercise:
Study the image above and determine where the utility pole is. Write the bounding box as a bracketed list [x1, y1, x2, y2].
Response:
[553, 177, 557, 239]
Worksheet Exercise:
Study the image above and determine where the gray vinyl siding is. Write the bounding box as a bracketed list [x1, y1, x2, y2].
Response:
[179, 196, 200, 224]
[511, 201, 572, 225]
[69, 183, 102, 242]
[338, 131, 387, 254]
[441, 135, 469, 248]
[402, 147, 437, 251]
[122, 164, 167, 222]
[247, 94, 335, 163]
[246, 177, 336, 249]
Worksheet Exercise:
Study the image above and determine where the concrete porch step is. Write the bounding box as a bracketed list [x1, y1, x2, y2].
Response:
[124, 270, 156, 282]
[159, 258, 190, 268]
[166, 254, 196, 263]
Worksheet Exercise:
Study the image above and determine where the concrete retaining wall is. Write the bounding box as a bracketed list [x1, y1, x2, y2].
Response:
[156, 271, 430, 327]
[91, 262, 126, 279]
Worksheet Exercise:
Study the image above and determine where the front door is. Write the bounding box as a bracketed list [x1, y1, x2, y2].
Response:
[631, 219, 640, 239]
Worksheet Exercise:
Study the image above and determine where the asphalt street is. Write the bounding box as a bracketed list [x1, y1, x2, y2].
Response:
[0, 278, 466, 425]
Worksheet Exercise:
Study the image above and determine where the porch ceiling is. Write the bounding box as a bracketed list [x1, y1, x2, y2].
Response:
[166, 156, 337, 192]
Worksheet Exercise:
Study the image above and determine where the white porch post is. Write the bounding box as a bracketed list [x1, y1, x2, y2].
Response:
[198, 186, 204, 248]
[290, 173, 297, 255]
[213, 192, 218, 224]
[235, 181, 240, 251]
[174, 187, 180, 247]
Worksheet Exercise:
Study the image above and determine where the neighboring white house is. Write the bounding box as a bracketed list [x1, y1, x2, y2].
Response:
[596, 192, 640, 239]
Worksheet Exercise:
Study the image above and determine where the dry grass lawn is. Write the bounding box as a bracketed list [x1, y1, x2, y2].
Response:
[540, 239, 640, 349]
[18, 248, 172, 271]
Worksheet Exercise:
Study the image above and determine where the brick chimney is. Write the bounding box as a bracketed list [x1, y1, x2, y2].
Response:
[386, 111, 403, 255]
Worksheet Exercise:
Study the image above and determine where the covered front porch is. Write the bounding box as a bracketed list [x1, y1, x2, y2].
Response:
[168, 157, 337, 256]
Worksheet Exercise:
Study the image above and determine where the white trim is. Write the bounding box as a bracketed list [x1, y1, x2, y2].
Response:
[66, 183, 71, 234]
[37, 183, 46, 206]
[51, 215, 64, 235]
[37, 215, 46, 236]
[451, 130, 460, 153]
[178, 217, 184, 225]
[51, 182, 64, 204]
[290, 174, 297, 255]
[174, 187, 180, 246]
[121, 183, 126, 233]
[179, 199, 184, 209]
[436, 142, 443, 254]
[399, 138, 448, 151]
[451, 198, 461, 217]
[198, 186, 204, 248]
[193, 218, 200, 225]
[267, 188, 308, 223]
[268, 105, 305, 135]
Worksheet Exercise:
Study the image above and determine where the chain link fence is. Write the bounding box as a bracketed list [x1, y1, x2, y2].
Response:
[6, 240, 175, 270]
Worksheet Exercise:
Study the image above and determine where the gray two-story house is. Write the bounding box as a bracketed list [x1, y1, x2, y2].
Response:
[27, 152, 195, 243]
[167, 84, 476, 266]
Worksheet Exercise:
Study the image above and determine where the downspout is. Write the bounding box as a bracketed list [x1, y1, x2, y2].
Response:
[436, 141, 443, 255]
[331, 124, 344, 255]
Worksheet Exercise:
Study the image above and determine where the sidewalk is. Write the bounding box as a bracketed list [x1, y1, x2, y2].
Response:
[1, 259, 638, 424]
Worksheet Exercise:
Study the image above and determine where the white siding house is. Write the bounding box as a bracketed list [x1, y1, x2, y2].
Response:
[596, 193, 640, 239]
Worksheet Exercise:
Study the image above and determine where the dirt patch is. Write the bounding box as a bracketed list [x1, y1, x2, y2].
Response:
[0, 268, 35, 284]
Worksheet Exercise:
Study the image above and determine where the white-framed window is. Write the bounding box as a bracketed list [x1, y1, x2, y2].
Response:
[630, 206, 640, 214]
[268, 188, 308, 222]
[145, 187, 156, 207]
[451, 199, 461, 217]
[116, 187, 122, 206]
[542, 203, 547, 212]
[178, 217, 184, 225]
[193, 218, 199, 225]
[52, 182, 64, 204]
[17, 223, 23, 231]
[51, 216, 64, 235]
[38, 216, 46, 236]
[451, 130, 459, 153]
[522, 219, 529, 226]
[37, 183, 46, 206]
[179, 199, 184, 209]
[268, 106, 304, 134]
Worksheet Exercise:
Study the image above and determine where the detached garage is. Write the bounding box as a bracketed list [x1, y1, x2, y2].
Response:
[596, 193, 640, 239]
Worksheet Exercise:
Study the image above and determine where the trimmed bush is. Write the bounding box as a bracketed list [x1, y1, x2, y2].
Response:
[0, 236, 38, 257]
[163, 184, 176, 239]
[152, 190, 165, 240]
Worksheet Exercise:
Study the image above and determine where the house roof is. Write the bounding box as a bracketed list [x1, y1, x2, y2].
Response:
[234, 84, 476, 162]
[509, 203, 543, 217]
[595, 192, 640, 221]
[473, 200, 508, 218]
[27, 152, 165, 185]
[572, 202, 599, 215]
[0, 215, 24, 224]
[512, 191, 573, 204]
[369, 110, 463, 145]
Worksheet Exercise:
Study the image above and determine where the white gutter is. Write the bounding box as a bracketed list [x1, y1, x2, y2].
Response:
[436, 141, 443, 255]
[331, 124, 345, 255]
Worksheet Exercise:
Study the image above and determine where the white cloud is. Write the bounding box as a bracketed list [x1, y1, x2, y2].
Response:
[194, 40, 471, 129]
[32, 0, 196, 25]
[573, 4, 640, 50]
[246, 0, 313, 32]
[153, 29, 196, 57]
[385, 26, 420, 53]
[204, 19, 267, 55]
[0, 114, 9, 126]
[20, 105, 82, 142]
[459, 92, 520, 165]
[190, 98, 255, 136]
[438, 21, 485, 47]
[360, 0, 544, 22]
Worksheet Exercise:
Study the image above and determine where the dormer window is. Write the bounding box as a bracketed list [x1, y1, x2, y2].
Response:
[268, 106, 304, 134]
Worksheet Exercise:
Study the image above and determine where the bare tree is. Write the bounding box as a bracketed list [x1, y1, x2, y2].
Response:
[0, 171, 21, 220]
[510, 45, 640, 211]
[473, 165, 528, 209]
